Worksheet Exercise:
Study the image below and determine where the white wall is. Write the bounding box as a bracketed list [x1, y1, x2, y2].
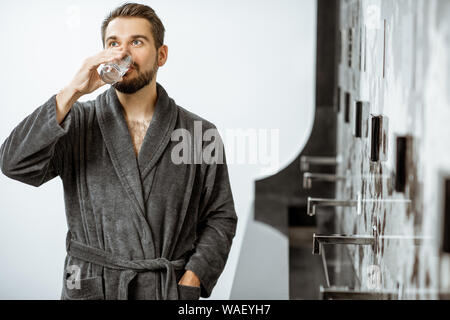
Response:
[0, 0, 316, 299]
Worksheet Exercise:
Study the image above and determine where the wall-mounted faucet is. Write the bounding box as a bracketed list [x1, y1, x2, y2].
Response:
[303, 172, 347, 189]
[300, 155, 342, 172]
[307, 193, 411, 217]
[320, 286, 398, 300]
[313, 233, 431, 256]
[307, 197, 357, 216]
[313, 233, 375, 255]
[302, 170, 391, 190]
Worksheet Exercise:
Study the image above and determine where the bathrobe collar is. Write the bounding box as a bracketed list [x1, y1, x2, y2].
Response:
[95, 82, 178, 240]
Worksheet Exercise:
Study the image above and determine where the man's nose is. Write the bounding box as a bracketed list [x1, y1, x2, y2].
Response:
[117, 46, 132, 59]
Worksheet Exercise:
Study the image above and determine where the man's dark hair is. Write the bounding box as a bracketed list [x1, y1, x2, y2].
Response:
[101, 2, 165, 49]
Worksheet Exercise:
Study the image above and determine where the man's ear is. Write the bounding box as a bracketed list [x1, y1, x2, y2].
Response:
[158, 45, 168, 67]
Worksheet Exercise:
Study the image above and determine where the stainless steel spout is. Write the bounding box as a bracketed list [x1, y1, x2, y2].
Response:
[307, 193, 412, 217]
[300, 156, 342, 171]
[313, 233, 375, 255]
[303, 172, 347, 189]
[307, 197, 357, 216]
[319, 286, 398, 300]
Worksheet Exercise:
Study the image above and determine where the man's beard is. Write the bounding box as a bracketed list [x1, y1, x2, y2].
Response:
[113, 59, 158, 94]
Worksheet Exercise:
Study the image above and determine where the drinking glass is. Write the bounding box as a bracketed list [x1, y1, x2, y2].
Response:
[99, 54, 132, 84]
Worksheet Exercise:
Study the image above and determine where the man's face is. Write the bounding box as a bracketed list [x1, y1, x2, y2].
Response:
[104, 17, 166, 94]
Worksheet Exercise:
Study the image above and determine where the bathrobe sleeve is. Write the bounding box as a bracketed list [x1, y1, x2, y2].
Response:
[0, 94, 73, 187]
[185, 132, 238, 298]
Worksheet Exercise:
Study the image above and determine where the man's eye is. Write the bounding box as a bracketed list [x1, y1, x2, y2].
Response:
[109, 42, 118, 47]
[132, 40, 142, 45]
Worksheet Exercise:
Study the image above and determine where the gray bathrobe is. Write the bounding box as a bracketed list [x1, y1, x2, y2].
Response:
[0, 82, 238, 300]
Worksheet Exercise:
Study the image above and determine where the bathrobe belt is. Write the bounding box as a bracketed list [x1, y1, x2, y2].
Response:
[66, 237, 186, 300]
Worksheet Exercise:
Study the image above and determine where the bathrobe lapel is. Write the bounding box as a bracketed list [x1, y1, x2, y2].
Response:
[94, 83, 178, 253]
[136, 83, 178, 183]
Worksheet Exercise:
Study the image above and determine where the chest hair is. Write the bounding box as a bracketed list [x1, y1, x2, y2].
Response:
[126, 119, 152, 156]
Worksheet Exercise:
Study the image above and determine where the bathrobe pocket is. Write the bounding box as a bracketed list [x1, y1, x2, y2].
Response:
[177, 284, 201, 300]
[63, 276, 105, 300]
